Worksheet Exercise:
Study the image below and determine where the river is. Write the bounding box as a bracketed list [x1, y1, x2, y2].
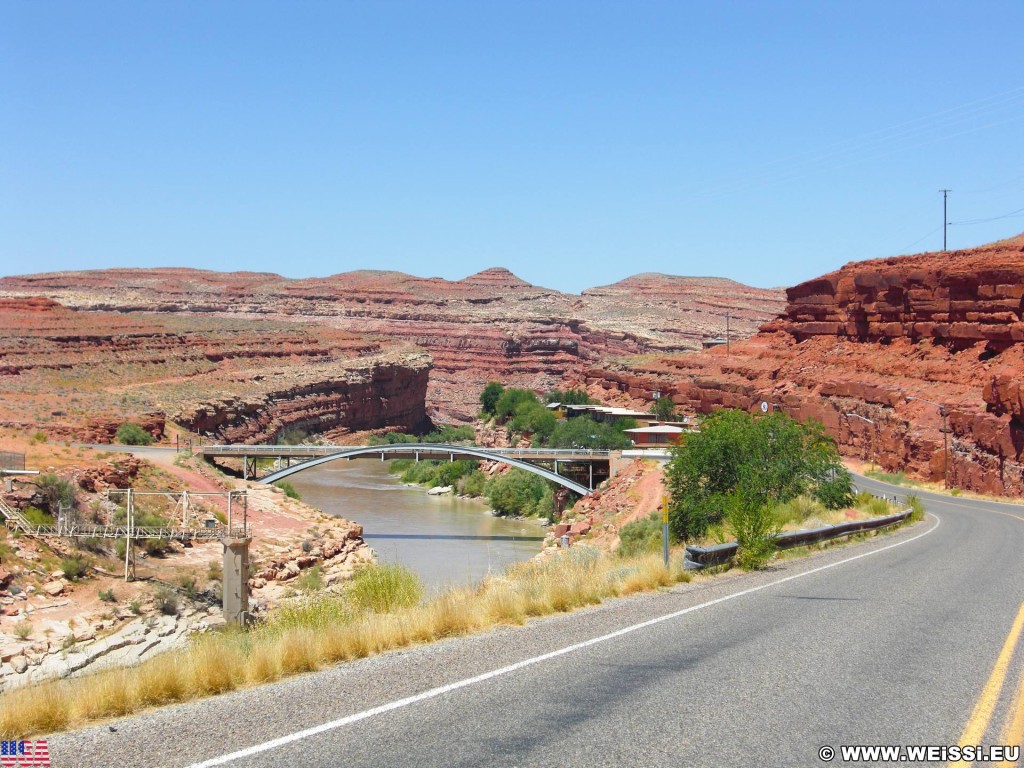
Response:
[286, 460, 545, 591]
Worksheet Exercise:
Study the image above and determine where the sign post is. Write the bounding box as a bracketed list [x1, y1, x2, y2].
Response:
[662, 494, 670, 567]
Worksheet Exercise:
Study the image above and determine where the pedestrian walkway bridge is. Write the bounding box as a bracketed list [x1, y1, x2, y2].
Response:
[197, 444, 612, 495]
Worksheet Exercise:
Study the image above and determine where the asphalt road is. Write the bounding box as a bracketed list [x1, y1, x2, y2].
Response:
[48, 476, 1024, 768]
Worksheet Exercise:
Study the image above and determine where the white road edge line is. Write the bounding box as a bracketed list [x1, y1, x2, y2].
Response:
[188, 513, 940, 768]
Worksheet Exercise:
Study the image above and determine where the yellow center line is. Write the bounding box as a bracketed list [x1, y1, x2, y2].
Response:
[953, 598, 1024, 768]
[994, 665, 1024, 767]
[875, 483, 1024, 767]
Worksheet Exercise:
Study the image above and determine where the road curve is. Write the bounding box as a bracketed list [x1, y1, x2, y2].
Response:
[49, 477, 1024, 767]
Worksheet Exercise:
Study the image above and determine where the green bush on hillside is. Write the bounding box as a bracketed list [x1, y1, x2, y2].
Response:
[116, 422, 153, 446]
[617, 512, 665, 558]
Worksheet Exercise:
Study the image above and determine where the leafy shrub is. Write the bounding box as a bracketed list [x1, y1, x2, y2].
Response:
[369, 424, 475, 446]
[347, 564, 423, 613]
[398, 459, 479, 489]
[296, 566, 323, 593]
[99, 588, 117, 603]
[545, 415, 633, 450]
[727, 491, 779, 570]
[494, 388, 540, 422]
[666, 409, 851, 541]
[116, 422, 153, 446]
[456, 470, 487, 497]
[177, 574, 199, 600]
[480, 381, 505, 415]
[273, 481, 301, 500]
[21, 506, 53, 526]
[13, 620, 31, 640]
[485, 469, 549, 517]
[129, 599, 142, 615]
[35, 475, 76, 516]
[617, 512, 665, 558]
[545, 388, 593, 405]
[905, 493, 925, 522]
[651, 394, 677, 421]
[508, 401, 557, 440]
[60, 556, 90, 581]
[154, 586, 179, 616]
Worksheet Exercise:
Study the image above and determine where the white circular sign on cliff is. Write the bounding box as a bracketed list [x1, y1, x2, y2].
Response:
[761, 401, 769, 413]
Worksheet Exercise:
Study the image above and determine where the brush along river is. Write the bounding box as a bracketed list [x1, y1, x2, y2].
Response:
[287, 460, 546, 591]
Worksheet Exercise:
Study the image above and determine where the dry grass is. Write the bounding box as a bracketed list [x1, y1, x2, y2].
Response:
[0, 549, 690, 739]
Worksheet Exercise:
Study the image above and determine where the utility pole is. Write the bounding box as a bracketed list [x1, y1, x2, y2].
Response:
[941, 189, 951, 251]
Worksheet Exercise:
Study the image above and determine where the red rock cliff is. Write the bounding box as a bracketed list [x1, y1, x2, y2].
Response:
[586, 234, 1024, 496]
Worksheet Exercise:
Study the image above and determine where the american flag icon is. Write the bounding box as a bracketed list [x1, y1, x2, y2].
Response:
[0, 740, 49, 767]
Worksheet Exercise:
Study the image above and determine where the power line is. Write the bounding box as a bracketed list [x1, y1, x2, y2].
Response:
[950, 205, 1024, 226]
[696, 87, 1024, 200]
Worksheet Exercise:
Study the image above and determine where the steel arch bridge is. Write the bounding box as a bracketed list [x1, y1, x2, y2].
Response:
[199, 443, 607, 496]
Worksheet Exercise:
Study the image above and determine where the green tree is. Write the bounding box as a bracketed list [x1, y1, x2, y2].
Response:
[480, 382, 505, 416]
[485, 469, 548, 516]
[651, 395, 677, 422]
[546, 415, 632, 450]
[508, 402, 557, 441]
[494, 388, 539, 422]
[665, 409, 851, 542]
[545, 388, 593, 405]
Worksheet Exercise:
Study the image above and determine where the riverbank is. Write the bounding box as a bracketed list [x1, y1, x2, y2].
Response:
[0, 430, 376, 689]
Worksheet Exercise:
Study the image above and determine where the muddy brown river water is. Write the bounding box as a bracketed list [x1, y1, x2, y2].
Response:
[287, 460, 545, 591]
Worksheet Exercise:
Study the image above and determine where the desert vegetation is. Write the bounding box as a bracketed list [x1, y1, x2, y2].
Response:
[663, 409, 854, 568]
[0, 550, 690, 738]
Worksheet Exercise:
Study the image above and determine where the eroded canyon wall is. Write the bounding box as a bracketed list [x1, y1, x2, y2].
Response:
[585, 234, 1024, 496]
[0, 298, 430, 443]
[0, 267, 785, 421]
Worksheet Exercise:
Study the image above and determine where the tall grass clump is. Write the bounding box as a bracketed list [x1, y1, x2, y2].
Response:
[771, 495, 827, 528]
[347, 564, 424, 613]
[854, 492, 892, 517]
[273, 481, 301, 500]
[905, 493, 925, 522]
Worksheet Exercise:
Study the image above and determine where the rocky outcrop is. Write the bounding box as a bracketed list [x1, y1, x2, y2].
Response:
[174, 351, 432, 443]
[0, 268, 784, 423]
[585, 234, 1024, 496]
[766, 234, 1024, 348]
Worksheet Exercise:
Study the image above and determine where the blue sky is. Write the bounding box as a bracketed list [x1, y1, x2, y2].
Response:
[3, 1, 1023, 293]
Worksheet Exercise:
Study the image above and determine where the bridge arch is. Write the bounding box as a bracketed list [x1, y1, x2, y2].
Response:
[257, 444, 594, 496]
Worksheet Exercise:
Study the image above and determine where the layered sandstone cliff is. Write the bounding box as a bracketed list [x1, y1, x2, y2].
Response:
[0, 298, 430, 443]
[585, 234, 1024, 496]
[0, 267, 785, 421]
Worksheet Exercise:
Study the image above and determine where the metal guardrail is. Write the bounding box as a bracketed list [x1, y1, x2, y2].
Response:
[684, 509, 913, 569]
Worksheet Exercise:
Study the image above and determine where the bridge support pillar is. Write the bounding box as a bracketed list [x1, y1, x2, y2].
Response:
[222, 536, 252, 626]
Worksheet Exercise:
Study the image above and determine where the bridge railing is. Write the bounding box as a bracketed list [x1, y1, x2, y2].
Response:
[199, 443, 611, 458]
[0, 495, 250, 541]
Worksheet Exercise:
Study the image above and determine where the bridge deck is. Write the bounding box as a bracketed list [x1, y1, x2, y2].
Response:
[198, 444, 610, 462]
